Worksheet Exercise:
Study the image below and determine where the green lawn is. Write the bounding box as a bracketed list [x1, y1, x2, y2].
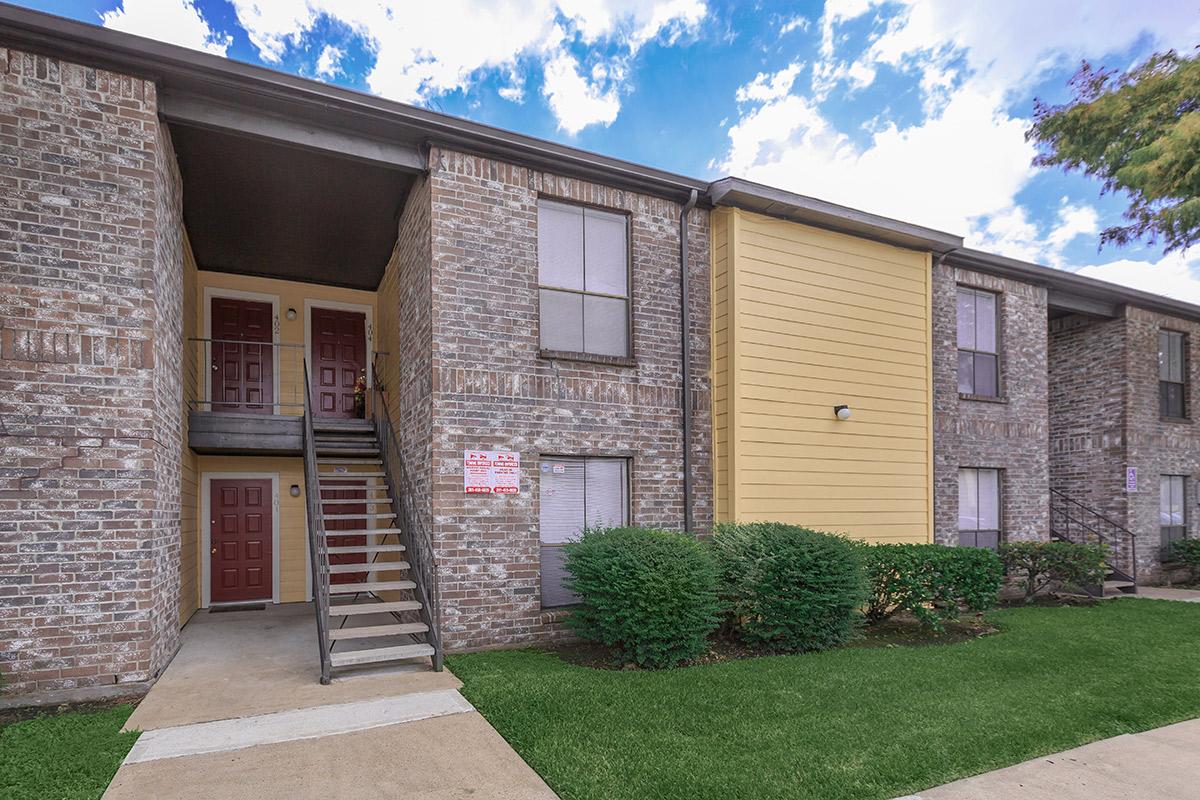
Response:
[0, 705, 139, 800]
[449, 599, 1200, 800]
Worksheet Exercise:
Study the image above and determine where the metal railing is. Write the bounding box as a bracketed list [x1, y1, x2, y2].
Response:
[369, 355, 443, 671]
[187, 337, 305, 414]
[1049, 488, 1138, 584]
[301, 359, 334, 684]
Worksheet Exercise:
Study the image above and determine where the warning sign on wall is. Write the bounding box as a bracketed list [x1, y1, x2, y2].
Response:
[464, 450, 521, 494]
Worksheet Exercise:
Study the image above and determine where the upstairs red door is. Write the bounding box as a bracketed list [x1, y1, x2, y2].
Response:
[323, 481, 368, 584]
[310, 307, 366, 419]
[210, 478, 273, 603]
[211, 297, 274, 414]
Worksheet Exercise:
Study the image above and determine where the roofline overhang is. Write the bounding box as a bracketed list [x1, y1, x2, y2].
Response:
[946, 248, 1200, 323]
[0, 3, 709, 200]
[708, 177, 964, 255]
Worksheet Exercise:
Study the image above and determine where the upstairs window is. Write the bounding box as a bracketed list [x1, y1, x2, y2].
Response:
[1161, 474, 1187, 554]
[537, 199, 630, 358]
[956, 287, 999, 397]
[958, 468, 1000, 549]
[1159, 330, 1186, 418]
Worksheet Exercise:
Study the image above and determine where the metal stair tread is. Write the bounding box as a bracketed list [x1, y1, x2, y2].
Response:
[322, 527, 402, 535]
[319, 473, 387, 479]
[327, 622, 429, 640]
[326, 544, 406, 554]
[322, 512, 397, 520]
[327, 561, 409, 573]
[317, 458, 382, 464]
[329, 643, 435, 667]
[329, 580, 416, 593]
[320, 497, 394, 505]
[328, 600, 422, 616]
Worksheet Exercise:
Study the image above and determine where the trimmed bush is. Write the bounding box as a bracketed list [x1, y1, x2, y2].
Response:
[563, 526, 720, 669]
[1168, 538, 1200, 582]
[713, 523, 866, 652]
[999, 540, 1108, 600]
[861, 543, 1003, 629]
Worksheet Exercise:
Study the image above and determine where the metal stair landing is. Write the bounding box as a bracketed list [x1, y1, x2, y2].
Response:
[1049, 488, 1139, 597]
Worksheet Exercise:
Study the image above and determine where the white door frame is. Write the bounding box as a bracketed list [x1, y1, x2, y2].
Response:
[200, 472, 281, 608]
[202, 287, 281, 412]
[304, 299, 375, 397]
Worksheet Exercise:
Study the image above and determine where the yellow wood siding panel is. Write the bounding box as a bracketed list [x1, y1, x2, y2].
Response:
[725, 209, 933, 543]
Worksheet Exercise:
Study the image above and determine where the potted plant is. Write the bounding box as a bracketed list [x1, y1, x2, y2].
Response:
[353, 369, 367, 418]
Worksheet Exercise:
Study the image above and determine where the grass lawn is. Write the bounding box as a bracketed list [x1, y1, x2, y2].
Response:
[449, 599, 1200, 800]
[0, 705, 139, 800]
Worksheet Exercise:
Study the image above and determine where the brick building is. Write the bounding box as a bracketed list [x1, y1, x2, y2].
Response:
[2, 6, 1199, 701]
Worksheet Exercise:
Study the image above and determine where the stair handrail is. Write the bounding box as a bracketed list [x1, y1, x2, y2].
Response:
[368, 356, 443, 670]
[1049, 488, 1137, 583]
[301, 359, 334, 684]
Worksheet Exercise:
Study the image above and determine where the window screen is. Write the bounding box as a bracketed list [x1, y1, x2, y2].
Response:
[958, 468, 1000, 549]
[539, 457, 629, 607]
[956, 287, 999, 397]
[1159, 330, 1186, 418]
[1161, 474, 1187, 555]
[538, 200, 630, 357]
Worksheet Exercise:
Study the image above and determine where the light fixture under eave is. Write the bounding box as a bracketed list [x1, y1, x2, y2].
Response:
[289, 484, 301, 497]
[285, 308, 297, 321]
[834, 405, 852, 421]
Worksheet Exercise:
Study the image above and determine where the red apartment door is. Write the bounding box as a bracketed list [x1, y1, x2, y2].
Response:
[210, 478, 273, 603]
[323, 481, 368, 584]
[310, 308, 366, 419]
[211, 297, 274, 414]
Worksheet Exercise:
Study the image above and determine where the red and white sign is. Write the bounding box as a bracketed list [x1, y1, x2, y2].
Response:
[464, 450, 521, 494]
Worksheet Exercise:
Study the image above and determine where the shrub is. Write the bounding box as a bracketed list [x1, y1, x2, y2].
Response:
[712, 523, 866, 652]
[861, 543, 1003, 629]
[1168, 538, 1200, 582]
[563, 526, 720, 669]
[999, 540, 1108, 600]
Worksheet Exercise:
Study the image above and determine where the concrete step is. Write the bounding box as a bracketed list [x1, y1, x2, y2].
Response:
[330, 643, 435, 668]
[328, 580, 416, 594]
[327, 561, 409, 573]
[328, 600, 421, 616]
[327, 544, 406, 555]
[322, 527, 402, 536]
[322, 512, 396, 521]
[328, 622, 429, 640]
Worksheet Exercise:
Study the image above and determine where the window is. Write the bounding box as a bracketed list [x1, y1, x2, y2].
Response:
[956, 287, 999, 397]
[1159, 330, 1186, 418]
[1161, 474, 1187, 554]
[539, 457, 630, 606]
[958, 468, 1000, 549]
[538, 199, 630, 357]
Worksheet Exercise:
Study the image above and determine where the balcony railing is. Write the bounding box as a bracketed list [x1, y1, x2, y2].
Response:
[187, 337, 305, 415]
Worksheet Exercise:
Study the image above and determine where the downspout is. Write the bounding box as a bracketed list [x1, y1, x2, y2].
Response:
[680, 189, 699, 534]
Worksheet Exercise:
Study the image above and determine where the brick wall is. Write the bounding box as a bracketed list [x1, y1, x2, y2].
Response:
[0, 49, 182, 694]
[932, 263, 1049, 545]
[425, 148, 711, 650]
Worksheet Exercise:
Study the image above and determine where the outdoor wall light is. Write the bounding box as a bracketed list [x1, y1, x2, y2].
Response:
[834, 405, 852, 421]
[289, 484, 301, 497]
[285, 308, 298, 321]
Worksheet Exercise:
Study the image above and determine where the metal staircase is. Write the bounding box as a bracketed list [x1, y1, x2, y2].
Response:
[1049, 488, 1138, 597]
[302, 361, 442, 684]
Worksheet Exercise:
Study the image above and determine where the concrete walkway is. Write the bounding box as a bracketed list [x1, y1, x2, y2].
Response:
[103, 603, 557, 800]
[901, 718, 1200, 799]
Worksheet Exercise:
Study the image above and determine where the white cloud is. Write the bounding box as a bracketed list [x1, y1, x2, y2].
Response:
[1076, 252, 1200, 305]
[779, 15, 810, 36]
[315, 44, 343, 78]
[717, 0, 1200, 300]
[101, 0, 231, 56]
[224, 0, 705, 132]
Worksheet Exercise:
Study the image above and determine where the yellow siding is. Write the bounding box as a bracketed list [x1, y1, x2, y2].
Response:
[194, 271, 378, 416]
[180, 232, 200, 624]
[715, 208, 933, 543]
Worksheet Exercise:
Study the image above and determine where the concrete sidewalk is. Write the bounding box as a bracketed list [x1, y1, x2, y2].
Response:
[902, 718, 1200, 799]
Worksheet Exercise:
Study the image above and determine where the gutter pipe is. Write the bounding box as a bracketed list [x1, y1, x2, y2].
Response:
[680, 189, 699, 533]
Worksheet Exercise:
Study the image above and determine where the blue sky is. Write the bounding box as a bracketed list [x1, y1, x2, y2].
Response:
[19, 0, 1200, 299]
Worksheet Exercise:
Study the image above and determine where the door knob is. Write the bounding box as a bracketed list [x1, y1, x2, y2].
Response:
[211, 547, 217, 555]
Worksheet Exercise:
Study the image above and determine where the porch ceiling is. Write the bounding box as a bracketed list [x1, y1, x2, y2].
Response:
[170, 123, 413, 290]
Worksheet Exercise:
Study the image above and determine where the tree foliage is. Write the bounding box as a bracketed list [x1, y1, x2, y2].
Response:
[1027, 50, 1200, 253]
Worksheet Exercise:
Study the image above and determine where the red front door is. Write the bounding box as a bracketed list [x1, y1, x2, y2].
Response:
[211, 297, 274, 414]
[210, 478, 273, 603]
[324, 481, 367, 584]
[310, 307, 366, 419]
